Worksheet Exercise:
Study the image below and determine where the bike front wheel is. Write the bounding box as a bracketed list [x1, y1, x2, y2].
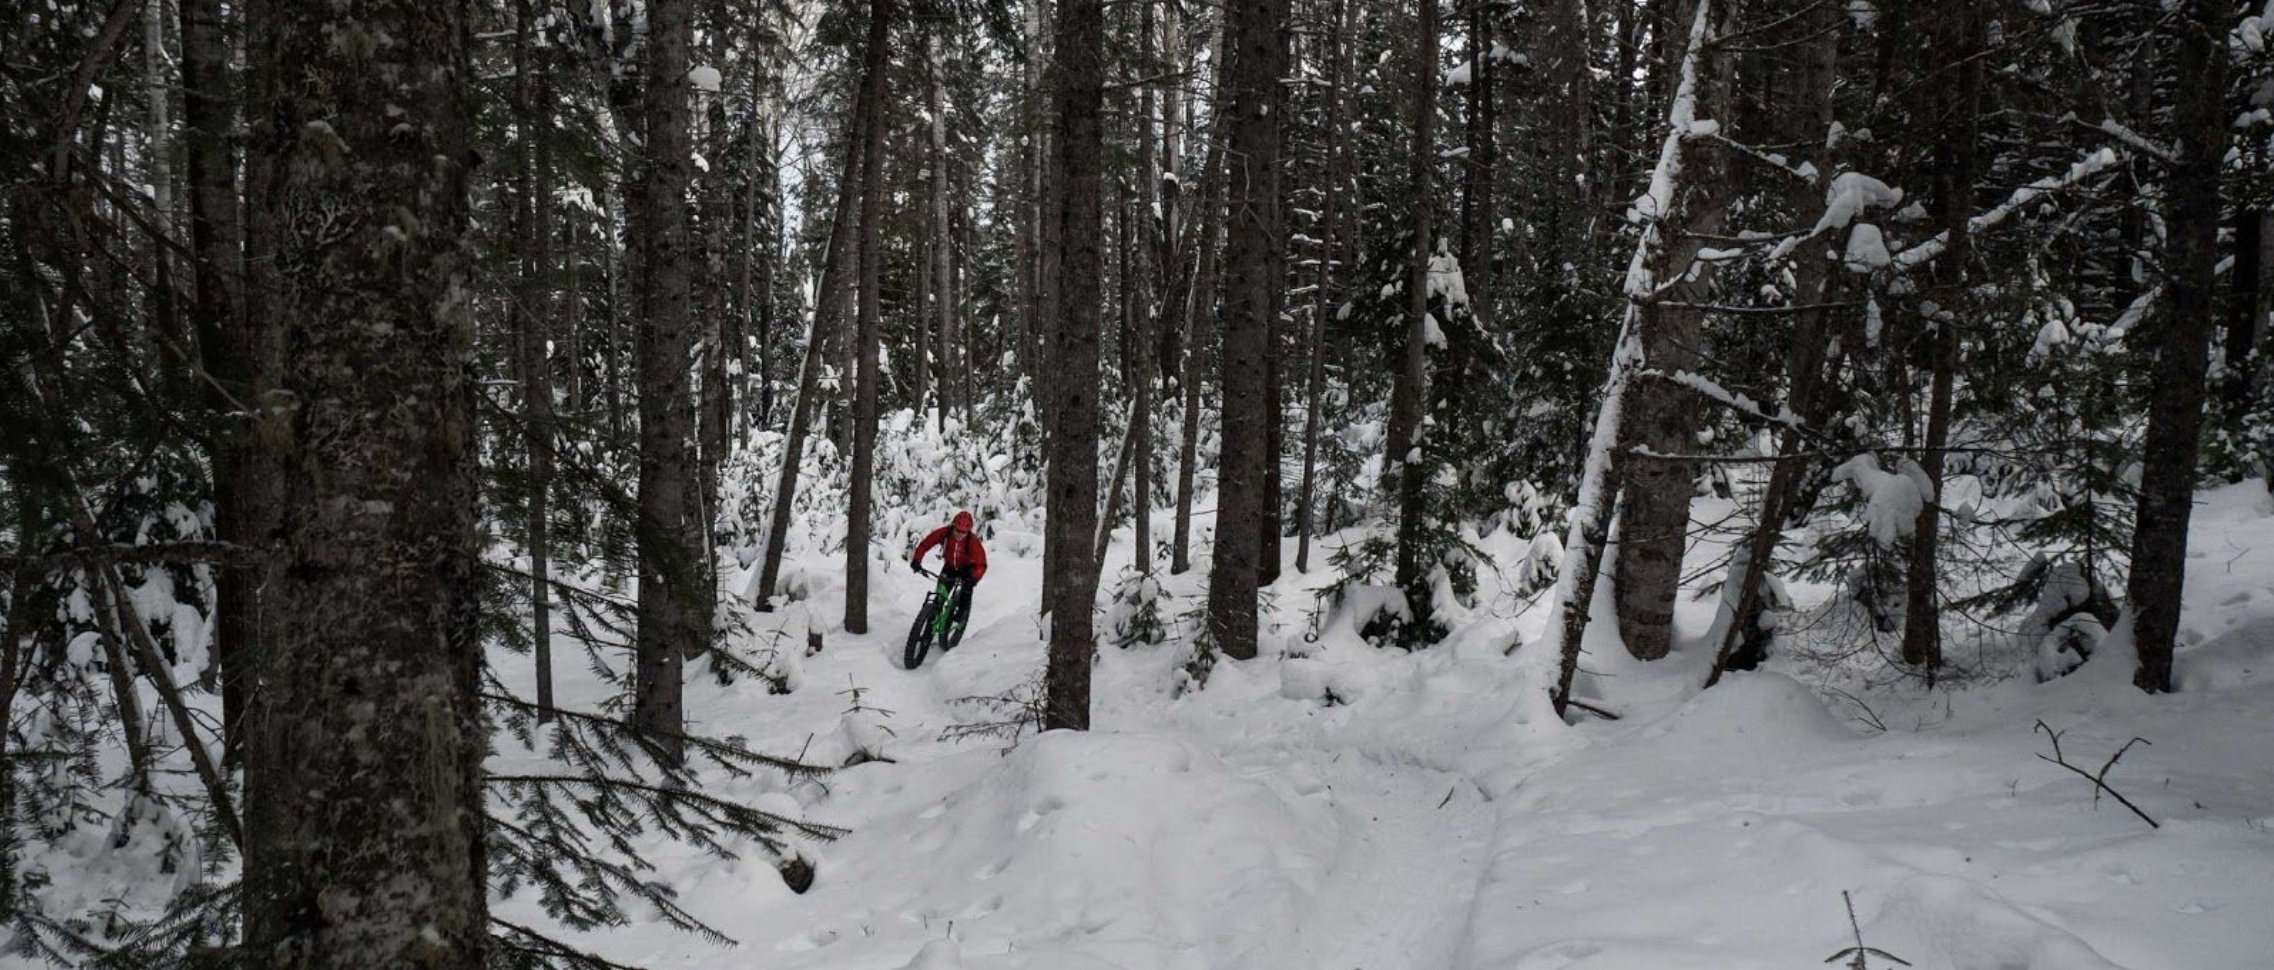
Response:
[905, 602, 940, 670]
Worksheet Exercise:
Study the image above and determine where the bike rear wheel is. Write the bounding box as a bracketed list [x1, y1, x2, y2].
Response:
[905, 602, 940, 669]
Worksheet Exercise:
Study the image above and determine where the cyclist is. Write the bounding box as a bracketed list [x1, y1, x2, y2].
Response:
[910, 510, 988, 649]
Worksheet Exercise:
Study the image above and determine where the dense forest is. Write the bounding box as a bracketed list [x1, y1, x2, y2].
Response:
[3, 0, 2272, 966]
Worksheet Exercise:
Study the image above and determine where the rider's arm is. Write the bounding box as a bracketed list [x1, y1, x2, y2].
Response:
[969, 535, 987, 581]
[911, 526, 948, 569]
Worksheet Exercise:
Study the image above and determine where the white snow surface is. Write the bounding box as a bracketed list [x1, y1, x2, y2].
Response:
[463, 474, 2274, 970]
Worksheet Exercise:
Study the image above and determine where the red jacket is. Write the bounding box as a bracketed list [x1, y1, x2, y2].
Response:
[912, 527, 988, 580]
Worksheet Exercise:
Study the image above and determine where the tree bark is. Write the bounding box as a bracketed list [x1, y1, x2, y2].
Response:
[1044, 0, 1106, 730]
[1133, 0, 1160, 576]
[932, 32, 954, 431]
[241, 0, 485, 961]
[632, 0, 706, 760]
[2128, 0, 2230, 694]
[844, 0, 891, 635]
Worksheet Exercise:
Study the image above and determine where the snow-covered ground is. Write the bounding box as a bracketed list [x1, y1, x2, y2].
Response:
[490, 482, 2274, 970]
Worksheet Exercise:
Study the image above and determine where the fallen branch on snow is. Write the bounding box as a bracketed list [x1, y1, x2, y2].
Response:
[2032, 719, 2160, 829]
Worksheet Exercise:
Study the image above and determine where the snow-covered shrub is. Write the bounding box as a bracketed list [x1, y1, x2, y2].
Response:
[1106, 568, 1172, 649]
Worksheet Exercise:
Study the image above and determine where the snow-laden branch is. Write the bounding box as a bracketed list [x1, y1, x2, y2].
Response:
[1891, 148, 2122, 270]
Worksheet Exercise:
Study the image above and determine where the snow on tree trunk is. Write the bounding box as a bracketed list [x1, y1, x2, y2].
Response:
[1609, 0, 1732, 663]
[1522, 0, 1711, 716]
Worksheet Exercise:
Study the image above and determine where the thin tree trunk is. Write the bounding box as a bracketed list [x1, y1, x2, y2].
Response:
[1706, 3, 1841, 685]
[242, 0, 485, 958]
[1133, 0, 1160, 575]
[1044, 0, 1106, 730]
[1385, 0, 1440, 635]
[1095, 416, 1141, 570]
[932, 32, 954, 432]
[845, 0, 891, 635]
[143, 0, 179, 367]
[1171, 15, 1233, 577]
[1459, 0, 1495, 326]
[633, 0, 704, 761]
[756, 47, 876, 609]
[514, 0, 559, 719]
[1899, 0, 1986, 681]
[180, 0, 254, 759]
[2127, 0, 2230, 694]
[1296, 0, 1352, 575]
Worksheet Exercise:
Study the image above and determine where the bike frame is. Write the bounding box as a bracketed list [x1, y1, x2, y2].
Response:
[928, 578, 958, 637]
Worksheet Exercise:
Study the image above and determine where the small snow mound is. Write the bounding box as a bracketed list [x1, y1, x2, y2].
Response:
[1862, 875, 2133, 970]
[1644, 672, 1853, 751]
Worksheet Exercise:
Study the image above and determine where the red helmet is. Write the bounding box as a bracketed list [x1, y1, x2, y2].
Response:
[952, 510, 975, 531]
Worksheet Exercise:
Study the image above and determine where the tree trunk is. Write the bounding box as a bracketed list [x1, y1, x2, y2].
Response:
[1171, 15, 1232, 577]
[844, 0, 891, 635]
[1706, 2, 1840, 685]
[1385, 0, 1439, 635]
[1133, 0, 1160, 575]
[241, 0, 485, 961]
[514, 0, 559, 719]
[1608, 0, 1732, 663]
[632, 0, 705, 761]
[933, 33, 954, 432]
[1459, 0, 1496, 327]
[143, 0, 179, 363]
[1044, 0, 1106, 730]
[181, 0, 255, 760]
[1205, 0, 1289, 662]
[1257, 52, 1289, 589]
[756, 42, 876, 609]
[1899, 0, 1986, 680]
[2128, 0, 2230, 694]
[1531, 0, 1712, 716]
[1296, 0, 1353, 574]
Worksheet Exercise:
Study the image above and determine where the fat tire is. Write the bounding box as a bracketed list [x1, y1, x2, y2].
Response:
[905, 602, 939, 669]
